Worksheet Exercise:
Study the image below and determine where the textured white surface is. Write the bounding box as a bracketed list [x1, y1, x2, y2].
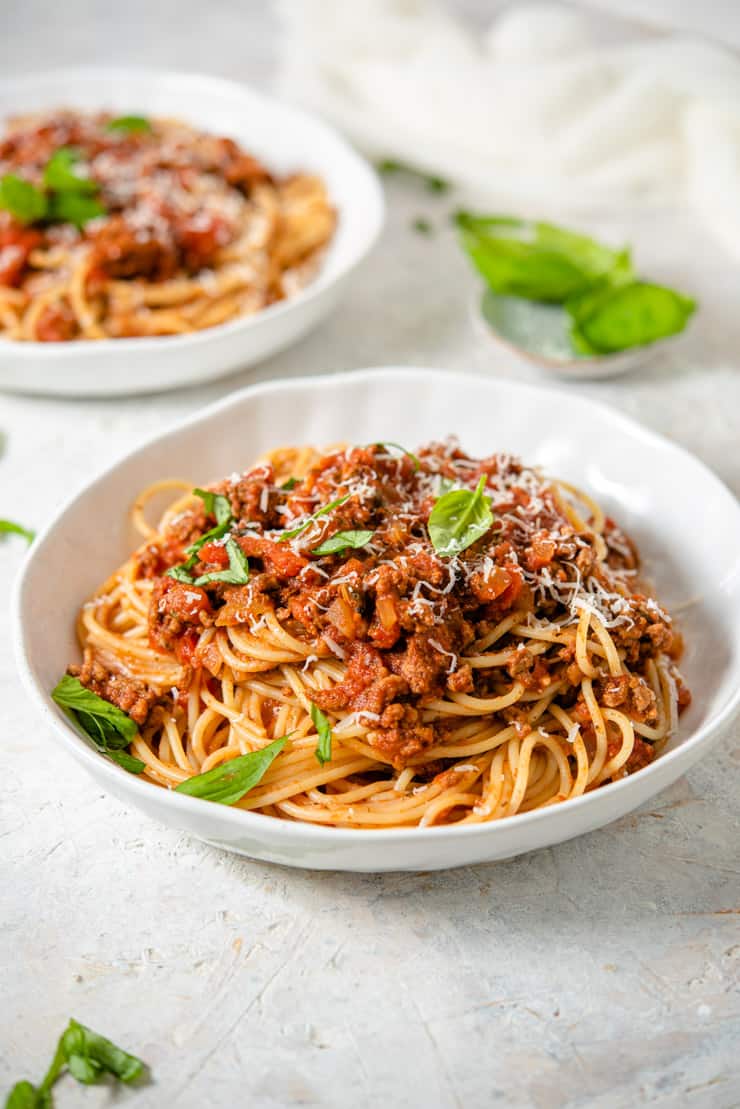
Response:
[1, 3, 740, 1107]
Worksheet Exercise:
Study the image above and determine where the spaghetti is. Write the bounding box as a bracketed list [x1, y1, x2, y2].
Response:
[0, 110, 335, 341]
[65, 440, 691, 828]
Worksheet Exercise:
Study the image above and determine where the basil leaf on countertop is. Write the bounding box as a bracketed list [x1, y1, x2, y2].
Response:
[278, 494, 351, 542]
[4, 1019, 146, 1108]
[311, 703, 333, 766]
[175, 735, 288, 804]
[377, 158, 450, 193]
[312, 529, 374, 556]
[59, 1020, 144, 1085]
[428, 474, 493, 557]
[0, 518, 35, 543]
[193, 536, 249, 586]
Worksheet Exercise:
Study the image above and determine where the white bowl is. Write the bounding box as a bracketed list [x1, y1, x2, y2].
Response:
[0, 68, 384, 397]
[14, 368, 740, 871]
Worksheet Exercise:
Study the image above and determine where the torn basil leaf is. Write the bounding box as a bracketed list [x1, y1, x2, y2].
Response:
[194, 487, 233, 526]
[278, 494, 350, 542]
[311, 703, 333, 766]
[428, 474, 493, 557]
[175, 735, 287, 804]
[281, 477, 298, 490]
[193, 537, 249, 586]
[312, 529, 374, 556]
[6, 1019, 146, 1107]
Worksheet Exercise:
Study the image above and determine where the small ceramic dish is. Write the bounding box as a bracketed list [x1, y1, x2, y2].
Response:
[0, 68, 384, 397]
[476, 289, 682, 380]
[13, 368, 740, 871]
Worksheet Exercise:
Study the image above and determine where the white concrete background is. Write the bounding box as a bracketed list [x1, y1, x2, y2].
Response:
[1, 4, 739, 1107]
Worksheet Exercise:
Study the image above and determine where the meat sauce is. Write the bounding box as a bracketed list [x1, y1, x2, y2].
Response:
[115, 441, 690, 771]
[0, 110, 273, 315]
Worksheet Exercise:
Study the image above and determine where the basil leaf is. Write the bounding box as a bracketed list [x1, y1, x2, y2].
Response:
[455, 211, 632, 303]
[51, 675, 143, 773]
[5, 1081, 48, 1109]
[60, 1020, 144, 1084]
[108, 749, 146, 774]
[0, 518, 35, 543]
[166, 489, 237, 580]
[52, 675, 137, 741]
[46, 191, 106, 229]
[412, 217, 433, 235]
[377, 159, 450, 193]
[0, 174, 47, 224]
[568, 281, 696, 354]
[311, 703, 333, 766]
[281, 477, 298, 490]
[43, 148, 98, 195]
[193, 487, 233, 527]
[175, 735, 287, 804]
[312, 529, 374, 556]
[371, 441, 420, 470]
[165, 564, 195, 583]
[193, 537, 249, 586]
[107, 115, 152, 134]
[278, 493, 350, 542]
[428, 474, 493, 557]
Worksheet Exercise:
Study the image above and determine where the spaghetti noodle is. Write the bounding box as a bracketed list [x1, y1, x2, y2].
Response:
[64, 440, 691, 828]
[0, 110, 335, 341]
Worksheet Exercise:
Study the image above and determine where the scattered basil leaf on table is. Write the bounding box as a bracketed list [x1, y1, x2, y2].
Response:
[0, 518, 35, 543]
[175, 735, 288, 804]
[377, 158, 450, 193]
[193, 536, 249, 586]
[5, 1018, 145, 1108]
[312, 529, 374, 556]
[311, 703, 333, 766]
[279, 494, 351, 542]
[567, 281, 696, 354]
[0, 175, 47, 224]
[51, 675, 144, 774]
[107, 115, 152, 134]
[428, 474, 493, 557]
[412, 217, 433, 235]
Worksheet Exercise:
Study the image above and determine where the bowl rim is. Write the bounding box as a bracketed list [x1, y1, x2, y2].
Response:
[0, 65, 384, 359]
[13, 366, 740, 844]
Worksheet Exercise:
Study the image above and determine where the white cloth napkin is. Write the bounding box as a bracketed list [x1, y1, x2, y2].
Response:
[278, 0, 740, 259]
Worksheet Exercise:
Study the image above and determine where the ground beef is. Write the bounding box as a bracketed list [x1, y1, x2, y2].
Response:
[69, 650, 157, 726]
